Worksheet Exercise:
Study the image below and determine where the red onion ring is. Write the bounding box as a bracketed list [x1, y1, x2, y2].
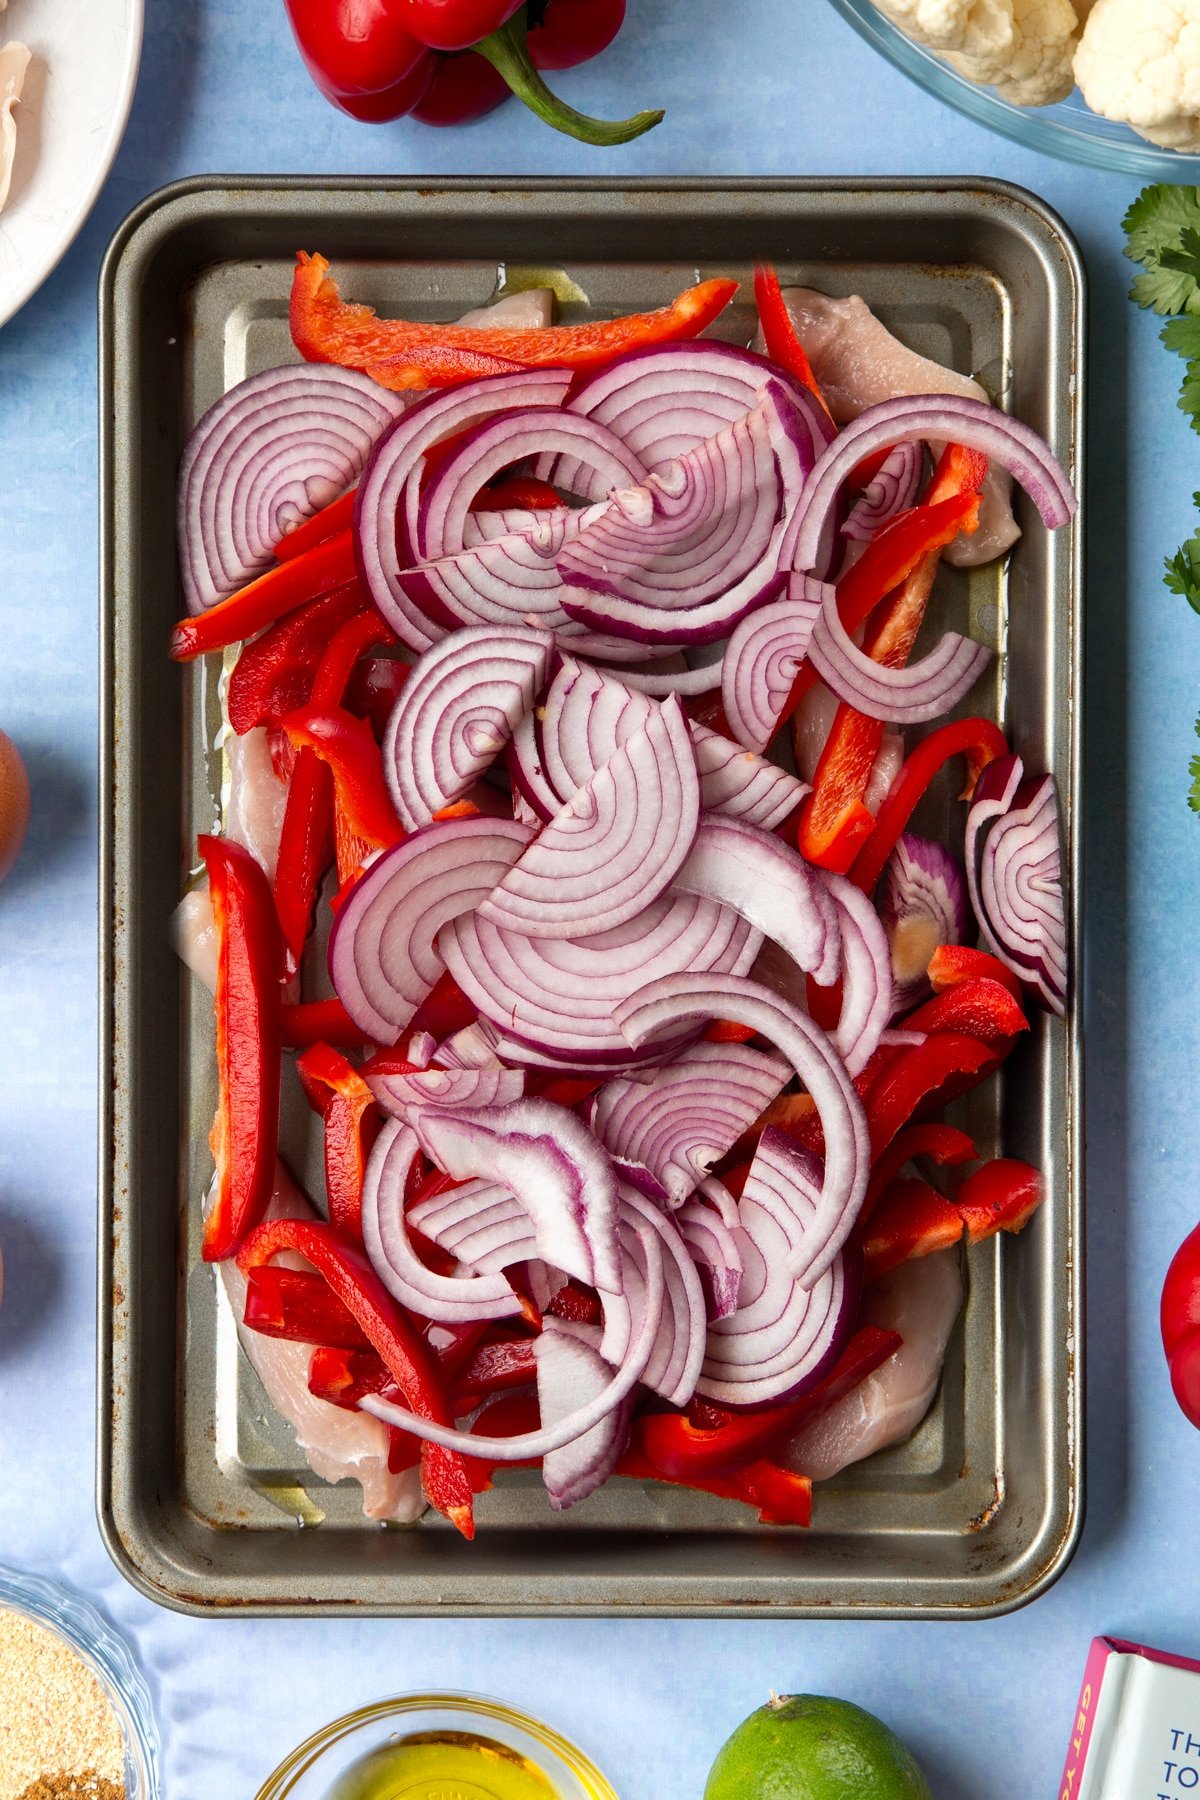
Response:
[807, 582, 992, 725]
[690, 724, 808, 829]
[819, 869, 895, 1077]
[841, 440, 923, 542]
[880, 833, 969, 1013]
[672, 814, 842, 988]
[537, 1321, 634, 1510]
[721, 580, 826, 752]
[967, 756, 1067, 1015]
[618, 1183, 706, 1406]
[366, 1064, 526, 1121]
[676, 1195, 743, 1320]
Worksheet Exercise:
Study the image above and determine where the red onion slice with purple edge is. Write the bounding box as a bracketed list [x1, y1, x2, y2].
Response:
[880, 833, 969, 1013]
[807, 580, 992, 725]
[672, 814, 842, 988]
[365, 1063, 526, 1121]
[614, 972, 870, 1290]
[180, 364, 406, 614]
[477, 695, 700, 941]
[721, 578, 826, 752]
[677, 1194, 743, 1321]
[967, 755, 1067, 1014]
[818, 869, 895, 1077]
[328, 817, 533, 1042]
[589, 1040, 789, 1207]
[841, 440, 923, 542]
[536, 1320, 634, 1510]
[381, 625, 553, 830]
[618, 1183, 706, 1405]
[690, 724, 808, 829]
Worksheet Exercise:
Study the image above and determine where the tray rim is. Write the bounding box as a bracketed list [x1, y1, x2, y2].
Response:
[97, 172, 1086, 1619]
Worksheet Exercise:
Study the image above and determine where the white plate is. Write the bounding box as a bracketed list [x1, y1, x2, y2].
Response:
[0, 0, 143, 328]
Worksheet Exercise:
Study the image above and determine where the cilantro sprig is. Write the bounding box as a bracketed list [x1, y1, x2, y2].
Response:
[1190, 718, 1200, 815]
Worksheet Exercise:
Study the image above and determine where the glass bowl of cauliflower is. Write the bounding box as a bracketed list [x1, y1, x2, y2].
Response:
[827, 0, 1200, 174]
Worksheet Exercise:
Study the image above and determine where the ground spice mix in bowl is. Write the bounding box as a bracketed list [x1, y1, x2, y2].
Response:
[0, 1569, 159, 1800]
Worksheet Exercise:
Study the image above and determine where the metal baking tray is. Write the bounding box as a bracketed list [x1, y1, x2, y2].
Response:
[98, 177, 1084, 1617]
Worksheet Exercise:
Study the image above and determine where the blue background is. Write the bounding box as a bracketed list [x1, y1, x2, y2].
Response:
[0, 1, 1192, 1792]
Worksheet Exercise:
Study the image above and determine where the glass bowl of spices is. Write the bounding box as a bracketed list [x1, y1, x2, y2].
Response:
[0, 1566, 160, 1800]
[254, 1691, 617, 1800]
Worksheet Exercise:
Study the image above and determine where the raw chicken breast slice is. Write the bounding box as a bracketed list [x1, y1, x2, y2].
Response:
[780, 1247, 965, 1481]
[454, 287, 556, 330]
[215, 1163, 426, 1525]
[172, 885, 218, 992]
[776, 287, 1018, 568]
[225, 723, 288, 882]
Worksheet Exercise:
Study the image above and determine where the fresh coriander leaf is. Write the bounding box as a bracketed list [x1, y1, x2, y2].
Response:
[1158, 225, 1200, 284]
[1130, 266, 1200, 316]
[1180, 364, 1200, 433]
[1123, 185, 1200, 268]
[1189, 717, 1200, 814]
[1165, 528, 1200, 612]
[1161, 315, 1200, 359]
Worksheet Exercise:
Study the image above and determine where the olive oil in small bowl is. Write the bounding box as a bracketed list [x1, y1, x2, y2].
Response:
[254, 1692, 617, 1800]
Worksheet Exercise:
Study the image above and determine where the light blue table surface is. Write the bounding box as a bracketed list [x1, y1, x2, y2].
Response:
[0, 2, 1194, 1793]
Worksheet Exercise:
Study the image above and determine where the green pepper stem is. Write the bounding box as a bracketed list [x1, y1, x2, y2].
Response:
[476, 6, 663, 146]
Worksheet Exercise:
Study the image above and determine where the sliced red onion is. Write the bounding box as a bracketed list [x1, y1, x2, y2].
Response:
[790, 392, 1077, 577]
[537, 340, 831, 493]
[690, 724, 807, 828]
[406, 1098, 622, 1296]
[406, 1030, 437, 1068]
[536, 1321, 633, 1510]
[353, 369, 574, 649]
[538, 655, 651, 798]
[676, 1194, 743, 1320]
[440, 890, 759, 1066]
[967, 756, 1067, 1015]
[865, 730, 905, 813]
[418, 412, 647, 563]
[607, 660, 724, 696]
[614, 973, 870, 1289]
[380, 626, 551, 830]
[721, 580, 826, 752]
[361, 1122, 525, 1323]
[409, 1178, 533, 1270]
[880, 833, 969, 1012]
[366, 1064, 525, 1121]
[329, 817, 532, 1042]
[807, 581, 992, 725]
[180, 365, 405, 614]
[820, 869, 896, 1077]
[556, 382, 811, 647]
[698, 1174, 741, 1231]
[433, 1023, 507, 1070]
[619, 1183, 706, 1405]
[361, 1226, 666, 1460]
[590, 1040, 789, 1206]
[673, 814, 842, 988]
[841, 441, 923, 542]
[477, 696, 700, 941]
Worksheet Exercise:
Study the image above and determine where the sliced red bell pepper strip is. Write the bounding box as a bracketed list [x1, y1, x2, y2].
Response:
[749, 1043, 905, 1163]
[463, 1393, 544, 1493]
[307, 1344, 420, 1475]
[753, 265, 833, 421]
[408, 970, 478, 1040]
[475, 474, 564, 511]
[636, 1326, 903, 1479]
[170, 531, 359, 661]
[282, 704, 405, 849]
[226, 583, 368, 735]
[274, 489, 359, 562]
[199, 836, 283, 1263]
[901, 977, 1028, 1047]
[1162, 1221, 1200, 1429]
[312, 609, 400, 706]
[952, 1158, 1043, 1245]
[927, 942, 1023, 1001]
[244, 1265, 375, 1350]
[291, 252, 739, 392]
[522, 1072, 603, 1108]
[616, 1439, 813, 1525]
[704, 1019, 758, 1045]
[274, 751, 334, 976]
[863, 1121, 977, 1222]
[848, 716, 1010, 897]
[281, 996, 367, 1050]
[295, 1043, 380, 1242]
[448, 1334, 538, 1408]
[864, 1030, 999, 1160]
[239, 1217, 475, 1535]
[864, 1176, 964, 1281]
[546, 1281, 603, 1326]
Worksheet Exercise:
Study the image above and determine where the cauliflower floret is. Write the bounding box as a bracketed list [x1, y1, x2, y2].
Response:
[1075, 0, 1200, 150]
[947, 0, 1081, 105]
[871, 0, 1014, 55]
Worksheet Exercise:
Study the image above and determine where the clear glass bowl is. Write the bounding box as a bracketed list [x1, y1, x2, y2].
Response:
[254, 1692, 618, 1800]
[0, 1565, 161, 1798]
[826, 0, 1200, 177]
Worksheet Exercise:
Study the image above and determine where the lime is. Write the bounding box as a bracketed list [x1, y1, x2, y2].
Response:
[704, 1693, 933, 1800]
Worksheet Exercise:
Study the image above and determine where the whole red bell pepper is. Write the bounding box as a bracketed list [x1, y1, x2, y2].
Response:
[199, 836, 284, 1263]
[952, 1158, 1043, 1245]
[410, 49, 510, 123]
[238, 1216, 475, 1535]
[283, 0, 435, 119]
[901, 977, 1029, 1048]
[863, 1176, 964, 1281]
[927, 942, 1023, 1001]
[244, 1265, 375, 1350]
[169, 531, 359, 661]
[291, 253, 738, 392]
[848, 716, 1010, 897]
[1163, 1222, 1200, 1430]
[296, 1043, 380, 1242]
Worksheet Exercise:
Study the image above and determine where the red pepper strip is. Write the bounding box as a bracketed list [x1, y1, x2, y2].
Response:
[448, 1334, 538, 1408]
[475, 474, 564, 511]
[198, 836, 283, 1263]
[281, 997, 367, 1050]
[313, 609, 400, 707]
[1162, 1222, 1200, 1429]
[864, 1031, 999, 1161]
[274, 753, 334, 977]
[863, 1122, 977, 1223]
[295, 1043, 379, 1242]
[307, 1345, 421, 1474]
[359, 1047, 425, 1078]
[704, 1019, 758, 1044]
[226, 584, 368, 735]
[345, 655, 412, 738]
[464, 1394, 544, 1493]
[797, 446, 989, 872]
[901, 977, 1029, 1048]
[546, 1281, 603, 1326]
[782, 489, 983, 719]
[638, 1326, 903, 1479]
[753, 265, 833, 422]
[274, 489, 358, 562]
[282, 705, 405, 849]
[927, 942, 1023, 1001]
[615, 1441, 814, 1526]
[523, 1073, 602, 1108]
[431, 1318, 495, 1380]
[244, 1266, 375, 1350]
[169, 531, 358, 661]
[745, 1043, 904, 1163]
[291, 253, 739, 392]
[239, 1217, 475, 1535]
[848, 716, 1011, 897]
[408, 970, 478, 1040]
[952, 1158, 1043, 1245]
[864, 1176, 964, 1281]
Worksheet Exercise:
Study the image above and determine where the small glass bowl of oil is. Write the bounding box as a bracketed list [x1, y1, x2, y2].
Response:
[254, 1692, 618, 1800]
